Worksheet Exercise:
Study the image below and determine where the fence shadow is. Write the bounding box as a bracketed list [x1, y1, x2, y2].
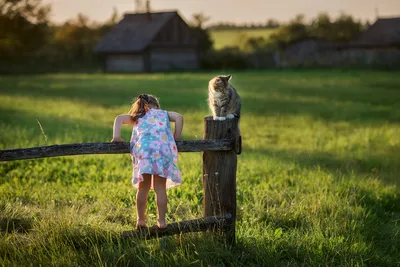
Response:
[0, 217, 33, 234]
[237, 146, 399, 266]
[247, 146, 400, 187]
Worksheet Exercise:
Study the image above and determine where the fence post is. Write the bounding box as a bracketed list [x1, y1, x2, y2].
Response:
[202, 116, 239, 246]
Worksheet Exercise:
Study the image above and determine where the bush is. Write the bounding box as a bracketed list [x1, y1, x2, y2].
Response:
[200, 47, 248, 70]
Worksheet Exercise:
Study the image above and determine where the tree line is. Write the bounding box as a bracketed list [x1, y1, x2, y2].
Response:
[207, 19, 280, 30]
[0, 0, 120, 72]
[268, 13, 366, 49]
[0, 0, 369, 72]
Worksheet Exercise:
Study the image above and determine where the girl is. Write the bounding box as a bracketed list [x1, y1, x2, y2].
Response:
[111, 94, 183, 229]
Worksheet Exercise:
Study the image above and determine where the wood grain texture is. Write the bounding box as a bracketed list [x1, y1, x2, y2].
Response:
[202, 116, 239, 246]
[0, 139, 233, 162]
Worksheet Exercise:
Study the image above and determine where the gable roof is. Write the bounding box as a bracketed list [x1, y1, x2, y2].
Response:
[356, 17, 400, 46]
[94, 11, 181, 53]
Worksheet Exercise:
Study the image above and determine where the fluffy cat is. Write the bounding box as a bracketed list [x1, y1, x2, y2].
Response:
[208, 74, 241, 121]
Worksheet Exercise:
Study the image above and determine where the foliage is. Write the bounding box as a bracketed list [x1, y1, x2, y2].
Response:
[0, 0, 51, 61]
[270, 12, 364, 48]
[189, 12, 214, 56]
[191, 26, 214, 56]
[269, 14, 308, 48]
[309, 12, 364, 42]
[208, 19, 280, 30]
[191, 12, 211, 29]
[0, 4, 120, 73]
[201, 47, 248, 69]
[0, 70, 399, 266]
[48, 12, 117, 62]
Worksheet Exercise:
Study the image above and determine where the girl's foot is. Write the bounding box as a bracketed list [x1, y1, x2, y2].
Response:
[157, 221, 167, 229]
[136, 220, 146, 230]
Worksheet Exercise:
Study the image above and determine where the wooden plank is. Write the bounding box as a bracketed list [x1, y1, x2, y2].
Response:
[121, 214, 232, 240]
[0, 139, 233, 162]
[203, 116, 239, 246]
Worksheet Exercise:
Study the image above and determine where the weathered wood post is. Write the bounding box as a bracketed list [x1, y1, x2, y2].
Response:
[202, 116, 240, 246]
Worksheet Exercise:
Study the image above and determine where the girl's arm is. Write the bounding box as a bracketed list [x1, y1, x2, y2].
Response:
[168, 111, 183, 141]
[111, 114, 134, 142]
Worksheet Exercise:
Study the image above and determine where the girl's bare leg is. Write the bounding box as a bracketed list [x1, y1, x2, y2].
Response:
[136, 174, 151, 228]
[153, 175, 167, 228]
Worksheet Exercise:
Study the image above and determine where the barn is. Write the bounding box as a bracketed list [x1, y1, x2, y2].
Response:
[355, 17, 400, 49]
[276, 17, 400, 68]
[94, 11, 199, 73]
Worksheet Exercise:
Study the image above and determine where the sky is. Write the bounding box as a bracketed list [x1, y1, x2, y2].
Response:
[43, 0, 400, 24]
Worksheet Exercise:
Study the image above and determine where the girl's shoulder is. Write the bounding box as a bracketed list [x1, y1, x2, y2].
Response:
[150, 108, 168, 114]
[148, 108, 169, 118]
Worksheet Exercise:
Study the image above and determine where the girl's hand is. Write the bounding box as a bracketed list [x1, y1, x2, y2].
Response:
[168, 111, 183, 141]
[111, 137, 125, 142]
[112, 114, 134, 143]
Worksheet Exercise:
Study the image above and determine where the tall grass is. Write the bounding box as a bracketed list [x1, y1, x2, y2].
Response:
[0, 70, 399, 266]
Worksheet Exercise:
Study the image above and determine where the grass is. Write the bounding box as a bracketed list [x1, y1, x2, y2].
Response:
[210, 28, 277, 50]
[0, 70, 399, 266]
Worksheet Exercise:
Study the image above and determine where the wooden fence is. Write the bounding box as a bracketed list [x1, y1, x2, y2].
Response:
[0, 116, 241, 245]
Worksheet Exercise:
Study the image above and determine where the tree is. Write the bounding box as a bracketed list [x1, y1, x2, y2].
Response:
[190, 13, 213, 54]
[192, 12, 211, 29]
[331, 13, 363, 41]
[0, 0, 51, 60]
[269, 14, 308, 48]
[309, 13, 332, 39]
[52, 13, 100, 61]
[244, 37, 267, 52]
[266, 19, 280, 28]
[135, 0, 146, 13]
[108, 6, 120, 25]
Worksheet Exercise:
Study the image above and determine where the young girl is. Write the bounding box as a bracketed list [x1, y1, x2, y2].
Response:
[111, 94, 183, 229]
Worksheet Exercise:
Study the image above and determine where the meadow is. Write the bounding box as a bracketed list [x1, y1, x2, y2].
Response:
[209, 28, 276, 50]
[0, 70, 399, 266]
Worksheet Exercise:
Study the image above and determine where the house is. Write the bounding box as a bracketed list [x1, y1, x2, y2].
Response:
[334, 17, 400, 67]
[352, 17, 400, 48]
[94, 11, 199, 73]
[276, 17, 400, 68]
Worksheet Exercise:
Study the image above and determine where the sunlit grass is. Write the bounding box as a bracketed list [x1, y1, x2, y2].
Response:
[0, 70, 399, 266]
[210, 28, 277, 50]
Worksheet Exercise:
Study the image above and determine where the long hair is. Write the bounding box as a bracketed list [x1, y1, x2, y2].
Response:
[129, 94, 160, 121]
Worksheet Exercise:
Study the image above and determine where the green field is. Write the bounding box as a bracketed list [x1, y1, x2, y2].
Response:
[0, 70, 399, 266]
[210, 28, 276, 50]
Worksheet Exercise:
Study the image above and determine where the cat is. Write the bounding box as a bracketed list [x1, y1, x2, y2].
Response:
[208, 74, 241, 121]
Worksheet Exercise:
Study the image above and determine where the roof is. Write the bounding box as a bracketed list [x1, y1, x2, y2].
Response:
[356, 17, 400, 46]
[94, 11, 179, 53]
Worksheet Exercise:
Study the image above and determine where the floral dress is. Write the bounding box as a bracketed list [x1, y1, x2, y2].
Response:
[130, 108, 181, 189]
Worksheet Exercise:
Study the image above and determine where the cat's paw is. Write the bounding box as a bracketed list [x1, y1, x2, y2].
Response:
[227, 114, 235, 119]
[215, 116, 226, 121]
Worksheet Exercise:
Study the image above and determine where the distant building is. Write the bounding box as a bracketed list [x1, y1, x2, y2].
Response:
[276, 17, 400, 68]
[352, 17, 400, 49]
[94, 11, 199, 73]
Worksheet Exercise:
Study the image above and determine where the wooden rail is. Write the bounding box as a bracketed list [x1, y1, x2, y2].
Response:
[0, 139, 233, 162]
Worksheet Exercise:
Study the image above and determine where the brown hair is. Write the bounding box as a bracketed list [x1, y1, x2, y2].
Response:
[129, 94, 160, 121]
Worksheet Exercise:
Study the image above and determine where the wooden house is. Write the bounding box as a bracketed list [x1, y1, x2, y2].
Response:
[351, 17, 400, 49]
[276, 17, 400, 68]
[94, 11, 199, 73]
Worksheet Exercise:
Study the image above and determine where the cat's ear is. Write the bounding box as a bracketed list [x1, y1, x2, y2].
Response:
[226, 75, 232, 81]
